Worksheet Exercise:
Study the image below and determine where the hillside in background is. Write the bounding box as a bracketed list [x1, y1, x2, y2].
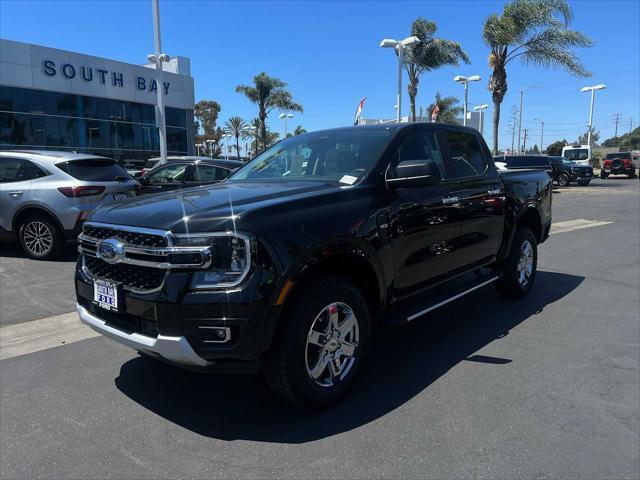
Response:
[601, 127, 640, 150]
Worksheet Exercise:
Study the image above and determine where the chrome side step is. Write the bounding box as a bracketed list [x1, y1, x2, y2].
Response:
[405, 275, 499, 322]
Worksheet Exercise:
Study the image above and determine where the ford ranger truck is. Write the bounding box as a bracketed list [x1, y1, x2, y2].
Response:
[75, 124, 552, 408]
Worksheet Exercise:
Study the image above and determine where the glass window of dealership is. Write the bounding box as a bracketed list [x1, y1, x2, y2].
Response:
[0, 39, 195, 165]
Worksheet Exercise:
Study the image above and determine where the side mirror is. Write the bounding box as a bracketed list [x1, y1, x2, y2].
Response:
[386, 159, 442, 188]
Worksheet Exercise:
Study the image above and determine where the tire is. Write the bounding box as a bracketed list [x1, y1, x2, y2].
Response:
[18, 213, 64, 260]
[557, 172, 570, 187]
[600, 171, 608, 179]
[628, 169, 636, 179]
[577, 180, 591, 186]
[262, 275, 371, 409]
[495, 227, 537, 299]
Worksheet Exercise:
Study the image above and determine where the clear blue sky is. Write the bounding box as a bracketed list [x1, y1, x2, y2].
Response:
[1, 0, 639, 150]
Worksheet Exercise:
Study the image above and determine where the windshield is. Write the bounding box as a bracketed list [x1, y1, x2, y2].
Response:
[227, 128, 395, 184]
[563, 149, 589, 161]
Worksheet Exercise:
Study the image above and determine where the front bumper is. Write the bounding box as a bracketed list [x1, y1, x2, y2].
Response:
[78, 303, 210, 367]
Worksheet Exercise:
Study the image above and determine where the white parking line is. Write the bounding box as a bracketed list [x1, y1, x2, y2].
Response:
[0, 312, 98, 360]
[550, 219, 613, 235]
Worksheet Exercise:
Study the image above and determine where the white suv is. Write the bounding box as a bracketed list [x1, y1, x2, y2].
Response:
[0, 150, 138, 259]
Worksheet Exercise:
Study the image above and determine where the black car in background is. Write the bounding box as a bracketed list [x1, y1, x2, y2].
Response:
[137, 158, 242, 194]
[493, 155, 553, 177]
[547, 156, 593, 186]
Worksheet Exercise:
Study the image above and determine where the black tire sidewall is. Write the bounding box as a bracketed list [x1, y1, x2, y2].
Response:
[497, 227, 537, 298]
[18, 214, 62, 260]
[271, 277, 371, 408]
[558, 173, 569, 186]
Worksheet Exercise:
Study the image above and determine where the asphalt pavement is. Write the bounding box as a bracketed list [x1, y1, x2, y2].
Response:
[0, 178, 638, 479]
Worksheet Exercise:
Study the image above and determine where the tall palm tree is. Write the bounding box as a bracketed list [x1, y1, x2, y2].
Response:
[236, 73, 303, 151]
[293, 125, 307, 136]
[427, 92, 464, 124]
[224, 116, 248, 160]
[483, 0, 592, 154]
[404, 18, 470, 122]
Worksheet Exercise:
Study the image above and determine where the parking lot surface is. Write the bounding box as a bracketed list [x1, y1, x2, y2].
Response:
[0, 178, 638, 479]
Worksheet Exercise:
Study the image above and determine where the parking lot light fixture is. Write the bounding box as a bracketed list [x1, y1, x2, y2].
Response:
[380, 35, 420, 123]
[473, 104, 489, 136]
[279, 113, 294, 138]
[581, 84, 607, 148]
[454, 75, 481, 126]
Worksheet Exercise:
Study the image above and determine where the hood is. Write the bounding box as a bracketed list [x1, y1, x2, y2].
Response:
[89, 181, 340, 233]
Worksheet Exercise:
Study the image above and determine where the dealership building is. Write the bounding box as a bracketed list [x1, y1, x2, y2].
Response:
[0, 39, 195, 164]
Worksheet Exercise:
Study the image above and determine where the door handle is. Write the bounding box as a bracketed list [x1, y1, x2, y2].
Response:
[487, 188, 502, 195]
[8, 191, 23, 198]
[441, 196, 459, 205]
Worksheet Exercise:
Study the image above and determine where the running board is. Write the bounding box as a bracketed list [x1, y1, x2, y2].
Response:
[384, 274, 499, 325]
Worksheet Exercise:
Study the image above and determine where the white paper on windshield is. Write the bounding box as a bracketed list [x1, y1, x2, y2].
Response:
[339, 175, 358, 185]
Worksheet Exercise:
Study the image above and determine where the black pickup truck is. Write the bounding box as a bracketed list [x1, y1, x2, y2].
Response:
[75, 124, 552, 408]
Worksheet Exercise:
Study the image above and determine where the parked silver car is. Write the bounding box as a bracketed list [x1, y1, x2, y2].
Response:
[0, 150, 138, 259]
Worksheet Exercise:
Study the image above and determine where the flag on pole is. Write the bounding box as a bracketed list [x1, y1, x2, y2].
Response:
[431, 103, 440, 123]
[354, 97, 367, 125]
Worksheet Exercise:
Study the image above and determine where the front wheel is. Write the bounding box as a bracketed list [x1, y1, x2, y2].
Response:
[557, 173, 570, 187]
[262, 276, 371, 409]
[18, 214, 64, 260]
[629, 169, 636, 179]
[495, 227, 537, 299]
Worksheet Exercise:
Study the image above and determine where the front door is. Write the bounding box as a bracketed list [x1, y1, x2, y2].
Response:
[439, 128, 505, 268]
[0, 158, 31, 231]
[389, 128, 462, 299]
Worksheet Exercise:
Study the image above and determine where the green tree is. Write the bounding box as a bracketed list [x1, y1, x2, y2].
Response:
[483, 0, 592, 154]
[531, 144, 540, 154]
[404, 18, 470, 122]
[236, 73, 303, 152]
[602, 127, 640, 149]
[546, 138, 568, 156]
[578, 128, 599, 145]
[294, 125, 307, 136]
[427, 92, 463, 124]
[224, 116, 248, 160]
[194, 100, 221, 138]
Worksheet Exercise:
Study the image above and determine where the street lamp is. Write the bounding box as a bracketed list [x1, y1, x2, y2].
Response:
[533, 118, 544, 153]
[147, 0, 171, 165]
[454, 75, 481, 126]
[205, 139, 216, 158]
[279, 113, 293, 138]
[380, 35, 420, 123]
[222, 133, 232, 160]
[473, 104, 489, 137]
[516, 85, 538, 153]
[581, 84, 606, 148]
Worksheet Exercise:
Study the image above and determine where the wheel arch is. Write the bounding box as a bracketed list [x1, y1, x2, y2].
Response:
[12, 204, 64, 236]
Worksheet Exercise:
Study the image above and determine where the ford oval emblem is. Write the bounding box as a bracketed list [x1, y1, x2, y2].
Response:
[97, 238, 125, 264]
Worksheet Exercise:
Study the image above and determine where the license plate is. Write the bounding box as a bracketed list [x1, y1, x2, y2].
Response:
[584, 172, 591, 177]
[94, 279, 118, 311]
[113, 193, 127, 201]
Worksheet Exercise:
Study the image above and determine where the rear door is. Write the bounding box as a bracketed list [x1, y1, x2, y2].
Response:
[184, 163, 231, 187]
[439, 128, 505, 269]
[0, 157, 34, 231]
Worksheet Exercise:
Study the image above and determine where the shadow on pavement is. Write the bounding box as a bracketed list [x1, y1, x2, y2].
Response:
[0, 241, 78, 261]
[115, 270, 584, 443]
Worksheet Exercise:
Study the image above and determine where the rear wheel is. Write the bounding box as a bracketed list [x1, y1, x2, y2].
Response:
[262, 276, 371, 409]
[629, 168, 636, 179]
[495, 227, 537, 299]
[557, 173, 570, 187]
[18, 213, 64, 260]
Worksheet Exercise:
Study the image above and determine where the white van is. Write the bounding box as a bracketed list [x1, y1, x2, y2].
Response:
[562, 144, 591, 166]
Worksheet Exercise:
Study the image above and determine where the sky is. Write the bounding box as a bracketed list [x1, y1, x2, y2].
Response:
[1, 0, 639, 151]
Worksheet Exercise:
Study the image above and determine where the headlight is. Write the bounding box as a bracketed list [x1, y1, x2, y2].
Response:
[172, 233, 252, 288]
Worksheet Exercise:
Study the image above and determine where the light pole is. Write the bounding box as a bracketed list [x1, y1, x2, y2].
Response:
[454, 75, 481, 126]
[517, 85, 538, 153]
[147, 0, 171, 165]
[533, 118, 544, 153]
[223, 133, 232, 160]
[379, 36, 420, 123]
[205, 139, 215, 158]
[279, 113, 293, 138]
[581, 84, 606, 148]
[473, 104, 488, 136]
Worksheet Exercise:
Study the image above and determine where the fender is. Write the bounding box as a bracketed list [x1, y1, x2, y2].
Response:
[12, 202, 66, 236]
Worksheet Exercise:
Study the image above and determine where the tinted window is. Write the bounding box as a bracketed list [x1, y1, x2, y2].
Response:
[190, 164, 230, 182]
[146, 163, 188, 184]
[23, 160, 48, 179]
[390, 130, 446, 178]
[229, 128, 394, 183]
[606, 153, 631, 159]
[0, 86, 12, 111]
[0, 158, 26, 183]
[166, 107, 186, 128]
[504, 156, 549, 168]
[564, 149, 588, 161]
[56, 158, 129, 181]
[442, 131, 486, 178]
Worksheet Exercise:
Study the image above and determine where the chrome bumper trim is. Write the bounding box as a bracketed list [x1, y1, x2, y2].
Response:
[77, 304, 210, 367]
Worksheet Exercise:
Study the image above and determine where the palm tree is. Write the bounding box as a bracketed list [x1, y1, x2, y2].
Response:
[483, 0, 592, 154]
[293, 125, 307, 136]
[224, 116, 248, 160]
[427, 93, 464, 124]
[404, 18, 470, 122]
[236, 73, 303, 151]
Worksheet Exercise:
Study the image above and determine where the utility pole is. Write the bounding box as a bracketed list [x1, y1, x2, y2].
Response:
[517, 90, 524, 152]
[522, 128, 528, 153]
[613, 113, 622, 141]
[508, 105, 518, 154]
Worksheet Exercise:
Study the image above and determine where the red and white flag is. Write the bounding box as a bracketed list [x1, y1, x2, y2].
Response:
[431, 103, 440, 122]
[354, 97, 367, 125]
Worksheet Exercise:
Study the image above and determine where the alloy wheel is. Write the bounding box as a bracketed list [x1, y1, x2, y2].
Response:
[517, 240, 534, 287]
[305, 302, 359, 388]
[22, 221, 53, 256]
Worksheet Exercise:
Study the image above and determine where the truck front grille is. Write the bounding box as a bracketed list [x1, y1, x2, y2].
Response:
[84, 255, 167, 292]
[82, 224, 167, 248]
